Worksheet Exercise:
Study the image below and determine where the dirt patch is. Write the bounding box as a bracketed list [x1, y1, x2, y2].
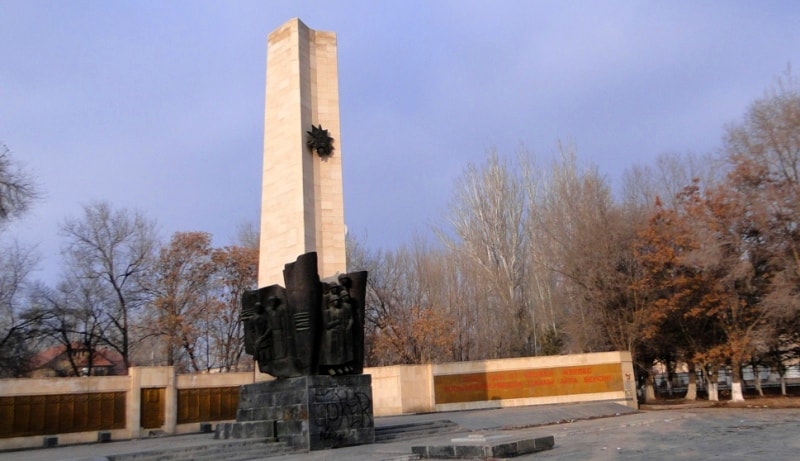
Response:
[711, 395, 800, 409]
[642, 395, 800, 410]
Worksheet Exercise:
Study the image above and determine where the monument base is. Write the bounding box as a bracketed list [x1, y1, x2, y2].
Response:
[216, 374, 375, 451]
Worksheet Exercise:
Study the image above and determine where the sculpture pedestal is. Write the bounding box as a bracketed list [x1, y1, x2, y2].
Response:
[216, 374, 374, 451]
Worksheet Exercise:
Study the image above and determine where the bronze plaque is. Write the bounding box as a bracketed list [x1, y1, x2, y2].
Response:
[177, 387, 239, 424]
[59, 395, 75, 433]
[0, 392, 125, 439]
[41, 395, 57, 434]
[140, 388, 165, 429]
[13, 396, 31, 435]
[87, 393, 102, 429]
[73, 394, 89, 430]
[0, 397, 13, 436]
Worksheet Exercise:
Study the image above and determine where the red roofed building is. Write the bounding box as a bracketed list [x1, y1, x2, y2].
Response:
[27, 342, 126, 377]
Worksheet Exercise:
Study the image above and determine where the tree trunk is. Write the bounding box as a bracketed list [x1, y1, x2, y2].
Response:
[731, 381, 745, 401]
[774, 364, 788, 396]
[752, 364, 764, 397]
[730, 365, 745, 402]
[705, 366, 719, 401]
[685, 362, 697, 401]
[708, 381, 719, 401]
[645, 374, 657, 402]
[667, 362, 676, 397]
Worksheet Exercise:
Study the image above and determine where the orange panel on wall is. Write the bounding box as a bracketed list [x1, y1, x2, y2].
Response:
[434, 363, 623, 405]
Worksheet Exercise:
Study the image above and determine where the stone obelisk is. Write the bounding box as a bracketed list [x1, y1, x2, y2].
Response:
[259, 18, 346, 287]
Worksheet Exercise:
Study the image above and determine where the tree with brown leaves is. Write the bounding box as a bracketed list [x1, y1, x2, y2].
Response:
[348, 237, 456, 366]
[633, 189, 726, 401]
[146, 231, 216, 372]
[208, 245, 258, 371]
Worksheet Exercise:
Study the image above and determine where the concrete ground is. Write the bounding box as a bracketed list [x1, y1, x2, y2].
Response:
[537, 407, 800, 460]
[4, 402, 800, 460]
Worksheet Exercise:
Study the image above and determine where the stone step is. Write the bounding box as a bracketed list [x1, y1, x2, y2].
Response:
[377, 455, 422, 461]
[215, 420, 275, 439]
[106, 438, 294, 461]
[217, 441, 291, 458]
[375, 420, 463, 443]
[190, 441, 296, 461]
[412, 434, 555, 459]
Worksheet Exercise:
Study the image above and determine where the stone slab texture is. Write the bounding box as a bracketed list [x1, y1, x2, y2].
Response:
[219, 374, 374, 451]
[259, 17, 346, 287]
[411, 433, 555, 459]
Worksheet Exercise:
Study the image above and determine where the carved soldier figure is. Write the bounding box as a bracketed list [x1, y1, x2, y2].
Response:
[336, 282, 356, 365]
[319, 285, 339, 369]
[241, 290, 261, 356]
[241, 285, 298, 377]
[252, 299, 271, 364]
[264, 296, 289, 360]
[319, 284, 355, 374]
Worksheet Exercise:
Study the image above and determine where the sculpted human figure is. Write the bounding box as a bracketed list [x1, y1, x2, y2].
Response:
[265, 295, 289, 360]
[337, 282, 355, 365]
[252, 300, 272, 364]
[319, 281, 356, 375]
[241, 285, 298, 376]
[240, 290, 261, 355]
[319, 286, 339, 369]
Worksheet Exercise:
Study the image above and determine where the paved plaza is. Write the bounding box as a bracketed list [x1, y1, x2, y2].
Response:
[520, 407, 800, 460]
[4, 402, 800, 460]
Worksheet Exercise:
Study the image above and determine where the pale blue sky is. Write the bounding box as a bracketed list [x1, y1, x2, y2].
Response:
[2, 1, 799, 282]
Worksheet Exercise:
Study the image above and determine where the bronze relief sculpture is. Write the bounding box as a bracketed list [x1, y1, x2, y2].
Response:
[306, 124, 334, 157]
[241, 252, 367, 378]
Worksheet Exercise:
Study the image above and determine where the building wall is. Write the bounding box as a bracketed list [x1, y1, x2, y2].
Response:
[0, 352, 635, 451]
[367, 364, 435, 416]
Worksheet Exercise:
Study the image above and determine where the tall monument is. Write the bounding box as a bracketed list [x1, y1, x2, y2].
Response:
[259, 18, 346, 287]
[219, 19, 374, 452]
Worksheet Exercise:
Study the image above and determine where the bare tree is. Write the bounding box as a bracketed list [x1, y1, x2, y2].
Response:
[520, 148, 569, 356]
[0, 143, 39, 227]
[60, 201, 158, 371]
[534, 146, 641, 354]
[439, 150, 532, 358]
[234, 221, 260, 250]
[622, 151, 722, 212]
[29, 278, 112, 376]
[0, 242, 44, 376]
[0, 143, 42, 376]
[726, 67, 800, 185]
